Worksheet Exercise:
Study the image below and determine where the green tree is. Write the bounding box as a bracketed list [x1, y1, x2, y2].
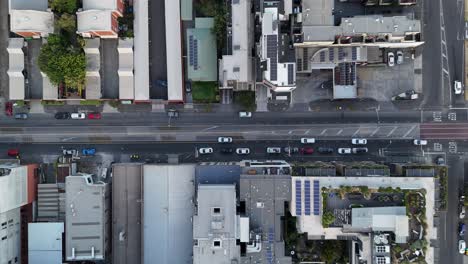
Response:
[234, 91, 256, 111]
[56, 14, 76, 34]
[322, 210, 335, 228]
[212, 6, 227, 50]
[321, 240, 343, 263]
[50, 0, 78, 14]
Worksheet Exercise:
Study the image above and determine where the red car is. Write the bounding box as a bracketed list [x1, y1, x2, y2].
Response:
[7, 149, 19, 157]
[5, 102, 12, 116]
[300, 147, 314, 155]
[87, 112, 101, 119]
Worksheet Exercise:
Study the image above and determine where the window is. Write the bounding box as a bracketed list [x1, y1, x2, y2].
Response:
[213, 240, 221, 248]
[212, 207, 221, 214]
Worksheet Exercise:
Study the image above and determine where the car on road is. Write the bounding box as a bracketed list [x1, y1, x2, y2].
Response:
[236, 148, 250, 155]
[7, 149, 19, 157]
[454, 80, 463, 95]
[218, 137, 233, 143]
[267, 147, 281, 154]
[71, 113, 86, 119]
[14, 113, 28, 120]
[198, 148, 213, 155]
[55, 112, 70, 119]
[63, 149, 77, 156]
[396, 51, 403, 65]
[460, 223, 466, 236]
[351, 138, 367, 145]
[387, 52, 395, 67]
[167, 109, 179, 118]
[82, 148, 96, 156]
[413, 139, 427, 146]
[300, 147, 314, 155]
[130, 154, 140, 161]
[461, 207, 466, 219]
[239, 112, 252, 118]
[5, 102, 12, 116]
[435, 156, 445, 166]
[338, 148, 352, 154]
[459, 240, 466, 254]
[284, 147, 299, 154]
[88, 112, 101, 119]
[300, 138, 315, 144]
[185, 82, 192, 93]
[221, 147, 234, 154]
[392, 90, 419, 101]
[318, 147, 334, 154]
[352, 147, 368, 154]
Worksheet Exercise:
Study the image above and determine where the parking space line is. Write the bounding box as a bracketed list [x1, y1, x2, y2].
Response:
[386, 126, 398, 137]
[352, 128, 360, 137]
[370, 127, 380, 137]
[336, 129, 343, 135]
[320, 129, 327, 135]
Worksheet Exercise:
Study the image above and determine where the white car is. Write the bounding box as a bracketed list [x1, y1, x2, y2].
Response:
[387, 52, 395, 67]
[236, 148, 250, 155]
[71, 113, 86, 119]
[351, 138, 367, 145]
[413, 139, 428, 146]
[266, 147, 281, 154]
[63, 149, 77, 156]
[396, 51, 403, 65]
[239, 112, 252, 118]
[460, 207, 466, 219]
[338, 148, 352, 154]
[300, 138, 315, 144]
[218, 137, 233, 143]
[198, 148, 213, 155]
[459, 240, 466, 254]
[454, 80, 463, 95]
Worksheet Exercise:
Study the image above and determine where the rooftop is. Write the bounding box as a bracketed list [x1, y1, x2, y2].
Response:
[77, 10, 113, 34]
[10, 9, 54, 36]
[7, 38, 24, 100]
[84, 39, 101, 99]
[118, 38, 134, 100]
[9, 0, 48, 11]
[187, 18, 217, 82]
[302, 0, 334, 26]
[82, 0, 118, 10]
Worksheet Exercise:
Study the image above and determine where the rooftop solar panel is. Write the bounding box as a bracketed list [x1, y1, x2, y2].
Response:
[313, 180, 320, 215]
[352, 47, 357, 60]
[305, 180, 311, 215]
[266, 35, 278, 81]
[287, 64, 294, 85]
[338, 47, 344, 61]
[320, 51, 325, 62]
[295, 180, 302, 215]
[329, 48, 334, 61]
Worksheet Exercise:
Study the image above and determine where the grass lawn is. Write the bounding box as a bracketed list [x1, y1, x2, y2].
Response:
[192, 82, 219, 103]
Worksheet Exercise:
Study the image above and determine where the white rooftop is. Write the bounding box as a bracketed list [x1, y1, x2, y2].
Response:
[9, 0, 48, 11]
[7, 38, 25, 100]
[77, 10, 112, 33]
[165, 0, 184, 102]
[10, 9, 54, 36]
[118, 39, 134, 100]
[41, 72, 57, 100]
[82, 0, 118, 10]
[84, 39, 101, 99]
[133, 0, 149, 100]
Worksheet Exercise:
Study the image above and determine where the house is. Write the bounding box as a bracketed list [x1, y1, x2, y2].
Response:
[77, 0, 124, 38]
[9, 0, 54, 38]
[186, 18, 217, 82]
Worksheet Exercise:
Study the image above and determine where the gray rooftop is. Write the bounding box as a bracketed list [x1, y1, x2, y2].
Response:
[193, 184, 240, 264]
[9, 0, 48, 11]
[302, 0, 334, 26]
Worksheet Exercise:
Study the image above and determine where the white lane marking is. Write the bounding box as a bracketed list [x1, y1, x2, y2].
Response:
[352, 128, 361, 137]
[201, 126, 219, 132]
[288, 131, 293, 135]
[336, 129, 343, 135]
[305, 129, 310, 135]
[386, 126, 398, 137]
[403, 125, 417, 138]
[370, 127, 380, 137]
[320, 129, 327, 135]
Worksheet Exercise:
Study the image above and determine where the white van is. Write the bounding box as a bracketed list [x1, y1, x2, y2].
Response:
[454, 81, 463, 95]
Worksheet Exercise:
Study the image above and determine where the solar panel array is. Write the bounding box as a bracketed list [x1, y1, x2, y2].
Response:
[320, 51, 326, 62]
[287, 64, 294, 85]
[303, 48, 308, 70]
[352, 47, 357, 60]
[313, 180, 320, 215]
[265, 228, 275, 264]
[266, 35, 278, 81]
[338, 47, 344, 61]
[304, 180, 311, 215]
[329, 48, 334, 61]
[189, 35, 199, 69]
[295, 180, 302, 215]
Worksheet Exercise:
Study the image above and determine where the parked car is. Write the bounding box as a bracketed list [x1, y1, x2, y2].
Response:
[185, 82, 192, 93]
[318, 147, 334, 154]
[460, 223, 466, 236]
[284, 147, 299, 154]
[396, 51, 404, 65]
[461, 207, 466, 219]
[14, 113, 28, 120]
[352, 147, 368, 154]
[218, 137, 233, 143]
[167, 109, 179, 118]
[236, 148, 250, 155]
[392, 90, 419, 101]
[220, 147, 234, 154]
[387, 52, 395, 67]
[7, 149, 19, 157]
[413, 139, 428, 146]
[239, 112, 252, 118]
[459, 240, 466, 254]
[5, 102, 12, 116]
[71, 113, 86, 119]
[351, 138, 367, 145]
[130, 154, 140, 161]
[338, 148, 352, 154]
[435, 156, 445, 166]
[267, 147, 281, 154]
[454, 80, 463, 95]
[300, 147, 314, 155]
[198, 148, 213, 155]
[300, 138, 315, 144]
[88, 112, 101, 119]
[82, 148, 96, 156]
[63, 149, 77, 156]
[55, 112, 70, 119]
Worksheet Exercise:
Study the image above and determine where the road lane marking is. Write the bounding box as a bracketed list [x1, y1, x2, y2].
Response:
[352, 128, 361, 137]
[320, 129, 327, 135]
[403, 125, 417, 138]
[386, 126, 398, 137]
[370, 127, 380, 137]
[336, 129, 343, 135]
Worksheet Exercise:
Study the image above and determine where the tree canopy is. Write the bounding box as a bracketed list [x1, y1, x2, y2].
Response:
[50, 0, 78, 14]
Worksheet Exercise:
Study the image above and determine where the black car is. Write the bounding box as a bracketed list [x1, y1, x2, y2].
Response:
[221, 147, 233, 154]
[55, 112, 70, 119]
[318, 147, 334, 154]
[352, 147, 368, 154]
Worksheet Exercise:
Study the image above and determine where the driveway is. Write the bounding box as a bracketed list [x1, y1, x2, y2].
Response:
[25, 39, 43, 99]
[101, 39, 119, 99]
[0, 0, 9, 98]
[149, 0, 167, 99]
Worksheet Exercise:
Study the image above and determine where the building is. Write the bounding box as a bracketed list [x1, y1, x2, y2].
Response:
[165, 0, 184, 102]
[77, 0, 124, 38]
[193, 184, 240, 264]
[7, 38, 25, 101]
[347, 207, 409, 243]
[112, 163, 142, 264]
[259, 6, 296, 94]
[28, 223, 64, 264]
[219, 0, 255, 91]
[65, 173, 110, 261]
[84, 38, 102, 99]
[0, 163, 38, 264]
[186, 18, 217, 82]
[9, 0, 54, 38]
[118, 39, 135, 100]
[142, 164, 195, 264]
